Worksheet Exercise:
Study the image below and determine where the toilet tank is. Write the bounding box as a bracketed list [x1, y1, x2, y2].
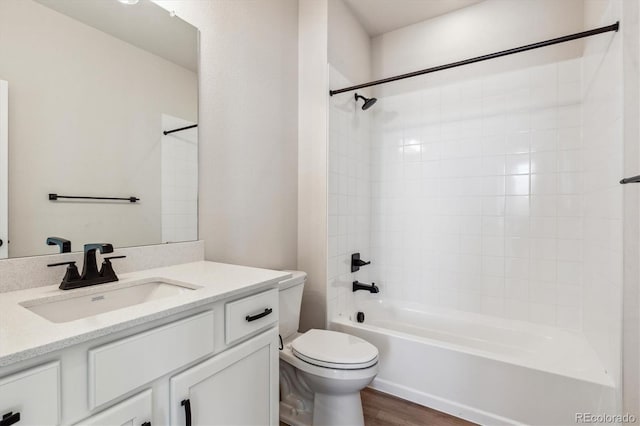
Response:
[278, 270, 307, 340]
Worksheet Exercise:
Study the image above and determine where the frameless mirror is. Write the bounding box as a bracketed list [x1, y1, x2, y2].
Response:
[0, 0, 198, 258]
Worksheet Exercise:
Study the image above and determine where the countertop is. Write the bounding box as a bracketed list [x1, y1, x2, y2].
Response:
[0, 261, 291, 367]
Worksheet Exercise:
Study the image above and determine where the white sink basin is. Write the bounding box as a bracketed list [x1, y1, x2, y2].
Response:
[21, 279, 198, 323]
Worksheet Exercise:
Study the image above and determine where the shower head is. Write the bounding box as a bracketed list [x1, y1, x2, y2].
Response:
[354, 93, 377, 110]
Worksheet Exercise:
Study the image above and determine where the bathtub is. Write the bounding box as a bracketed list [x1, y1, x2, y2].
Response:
[331, 299, 617, 425]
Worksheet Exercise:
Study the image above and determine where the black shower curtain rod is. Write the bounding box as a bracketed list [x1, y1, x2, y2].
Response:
[329, 21, 619, 96]
[163, 124, 198, 136]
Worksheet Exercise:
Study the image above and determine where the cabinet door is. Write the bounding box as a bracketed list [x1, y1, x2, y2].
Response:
[170, 328, 278, 426]
[0, 362, 60, 426]
[75, 390, 151, 426]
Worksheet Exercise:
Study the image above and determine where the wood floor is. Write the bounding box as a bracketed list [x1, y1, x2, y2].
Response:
[280, 388, 475, 426]
[361, 388, 476, 426]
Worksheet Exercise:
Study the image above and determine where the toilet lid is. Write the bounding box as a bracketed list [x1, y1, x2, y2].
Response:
[292, 329, 378, 370]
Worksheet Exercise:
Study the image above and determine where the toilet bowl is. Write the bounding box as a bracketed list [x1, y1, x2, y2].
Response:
[278, 272, 379, 426]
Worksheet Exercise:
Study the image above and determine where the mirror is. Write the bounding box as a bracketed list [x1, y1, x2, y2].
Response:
[0, 0, 199, 259]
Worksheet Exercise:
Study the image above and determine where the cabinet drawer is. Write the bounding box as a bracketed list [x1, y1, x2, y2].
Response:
[75, 389, 151, 426]
[225, 289, 278, 344]
[0, 362, 60, 426]
[88, 310, 214, 409]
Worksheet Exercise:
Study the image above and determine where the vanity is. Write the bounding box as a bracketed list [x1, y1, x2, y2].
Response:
[0, 1, 285, 424]
[0, 260, 289, 425]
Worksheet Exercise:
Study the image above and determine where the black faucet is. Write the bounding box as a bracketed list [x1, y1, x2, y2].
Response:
[353, 281, 379, 293]
[81, 243, 113, 281]
[47, 243, 126, 290]
[46, 237, 71, 253]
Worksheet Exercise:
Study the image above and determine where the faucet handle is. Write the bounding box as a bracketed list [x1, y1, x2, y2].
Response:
[47, 260, 76, 267]
[100, 256, 125, 281]
[84, 243, 114, 254]
[351, 253, 371, 272]
[47, 261, 81, 288]
[104, 255, 126, 261]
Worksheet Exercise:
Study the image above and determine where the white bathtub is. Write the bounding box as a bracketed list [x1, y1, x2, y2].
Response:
[331, 299, 617, 425]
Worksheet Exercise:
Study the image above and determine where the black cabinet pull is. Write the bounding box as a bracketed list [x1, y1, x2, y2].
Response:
[181, 399, 191, 426]
[0, 411, 20, 426]
[141, 422, 151, 426]
[246, 308, 273, 322]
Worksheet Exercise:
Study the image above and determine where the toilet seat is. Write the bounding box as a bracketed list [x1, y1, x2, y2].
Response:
[291, 329, 378, 370]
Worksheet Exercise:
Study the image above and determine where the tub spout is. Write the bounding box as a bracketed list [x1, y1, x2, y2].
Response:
[353, 281, 379, 293]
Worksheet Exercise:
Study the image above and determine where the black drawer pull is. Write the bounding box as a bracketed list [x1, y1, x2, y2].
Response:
[0, 412, 20, 426]
[141, 422, 151, 426]
[181, 399, 191, 426]
[246, 308, 273, 322]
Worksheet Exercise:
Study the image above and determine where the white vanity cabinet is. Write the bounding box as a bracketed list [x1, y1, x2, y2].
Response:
[170, 328, 279, 426]
[0, 283, 280, 426]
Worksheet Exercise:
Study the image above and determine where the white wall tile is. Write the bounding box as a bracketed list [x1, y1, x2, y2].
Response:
[334, 55, 617, 334]
[328, 66, 373, 318]
[161, 114, 198, 243]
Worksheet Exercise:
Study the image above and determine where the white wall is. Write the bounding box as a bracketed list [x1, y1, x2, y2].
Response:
[371, 0, 585, 96]
[0, 0, 197, 257]
[328, 0, 371, 84]
[154, 0, 299, 271]
[298, 0, 329, 331]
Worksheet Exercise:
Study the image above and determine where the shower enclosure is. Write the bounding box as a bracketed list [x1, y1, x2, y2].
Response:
[326, 1, 628, 424]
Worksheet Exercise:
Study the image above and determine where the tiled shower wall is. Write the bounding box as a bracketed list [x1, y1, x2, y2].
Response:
[327, 66, 372, 320]
[161, 114, 198, 243]
[581, 0, 623, 388]
[369, 58, 587, 329]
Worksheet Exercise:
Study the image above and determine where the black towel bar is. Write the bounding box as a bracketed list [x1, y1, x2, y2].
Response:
[620, 175, 640, 184]
[49, 193, 139, 203]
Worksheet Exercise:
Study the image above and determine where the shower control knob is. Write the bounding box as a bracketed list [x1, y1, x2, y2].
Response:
[351, 253, 371, 272]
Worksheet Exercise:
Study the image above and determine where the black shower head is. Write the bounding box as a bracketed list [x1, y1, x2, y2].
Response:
[354, 93, 377, 110]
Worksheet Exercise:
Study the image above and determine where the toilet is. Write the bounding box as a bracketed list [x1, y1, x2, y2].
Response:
[278, 271, 379, 426]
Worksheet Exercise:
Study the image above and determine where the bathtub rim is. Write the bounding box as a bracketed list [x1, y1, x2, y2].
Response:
[331, 315, 615, 388]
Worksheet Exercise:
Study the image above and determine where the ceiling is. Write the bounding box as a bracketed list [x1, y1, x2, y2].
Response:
[35, 0, 198, 72]
[343, 0, 483, 36]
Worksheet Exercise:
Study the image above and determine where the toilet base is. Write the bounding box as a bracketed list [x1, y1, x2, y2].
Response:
[280, 401, 313, 426]
[312, 392, 364, 426]
[280, 391, 365, 426]
[280, 359, 314, 426]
